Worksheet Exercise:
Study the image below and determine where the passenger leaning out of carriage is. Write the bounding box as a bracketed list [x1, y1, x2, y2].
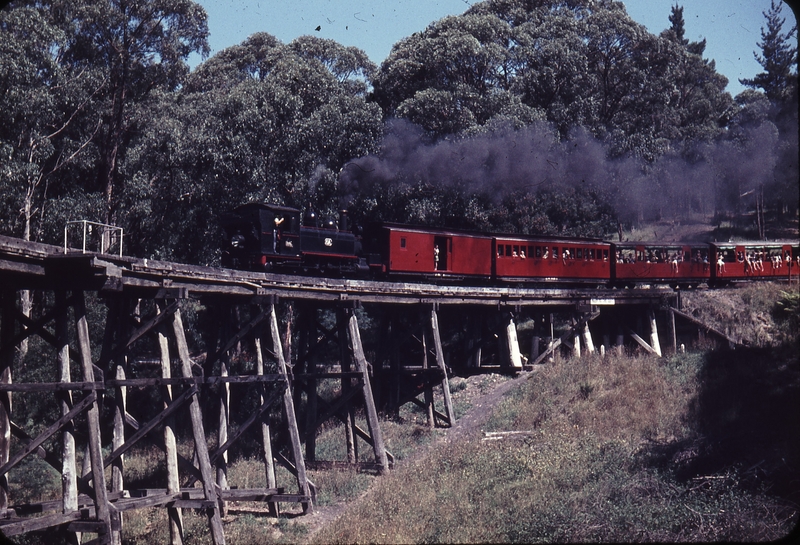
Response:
[716, 254, 726, 274]
[745, 252, 755, 273]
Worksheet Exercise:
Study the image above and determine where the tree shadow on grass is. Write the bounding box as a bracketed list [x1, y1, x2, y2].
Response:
[648, 344, 800, 505]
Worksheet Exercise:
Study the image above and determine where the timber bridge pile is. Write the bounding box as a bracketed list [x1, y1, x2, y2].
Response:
[0, 234, 732, 543]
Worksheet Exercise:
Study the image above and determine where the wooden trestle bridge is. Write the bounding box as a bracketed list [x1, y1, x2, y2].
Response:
[0, 233, 703, 544]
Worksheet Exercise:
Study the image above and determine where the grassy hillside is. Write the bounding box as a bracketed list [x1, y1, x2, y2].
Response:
[309, 285, 800, 543]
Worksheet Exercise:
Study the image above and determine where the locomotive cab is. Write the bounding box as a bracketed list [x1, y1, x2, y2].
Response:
[220, 203, 301, 270]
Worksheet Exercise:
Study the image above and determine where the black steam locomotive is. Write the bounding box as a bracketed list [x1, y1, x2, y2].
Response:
[220, 203, 372, 275]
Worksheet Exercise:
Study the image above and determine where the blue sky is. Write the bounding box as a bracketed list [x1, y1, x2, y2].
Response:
[190, 0, 798, 97]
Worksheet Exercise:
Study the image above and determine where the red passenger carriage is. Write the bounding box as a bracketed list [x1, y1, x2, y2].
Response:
[613, 242, 711, 287]
[493, 236, 612, 284]
[710, 242, 800, 285]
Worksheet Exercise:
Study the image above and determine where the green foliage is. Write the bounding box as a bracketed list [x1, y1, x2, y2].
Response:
[120, 32, 383, 263]
[740, 0, 798, 104]
[374, 0, 732, 159]
[2, 0, 795, 258]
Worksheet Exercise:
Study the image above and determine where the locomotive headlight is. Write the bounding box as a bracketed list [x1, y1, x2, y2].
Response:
[231, 234, 245, 248]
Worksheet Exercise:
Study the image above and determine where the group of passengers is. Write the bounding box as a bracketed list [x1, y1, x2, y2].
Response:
[739, 250, 797, 273]
[740, 250, 765, 273]
[615, 250, 687, 271]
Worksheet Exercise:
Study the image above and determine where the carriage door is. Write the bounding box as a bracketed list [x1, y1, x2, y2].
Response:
[433, 236, 451, 271]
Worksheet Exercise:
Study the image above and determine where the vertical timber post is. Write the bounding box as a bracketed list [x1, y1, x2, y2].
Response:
[217, 307, 231, 518]
[531, 335, 540, 363]
[346, 311, 389, 474]
[648, 309, 662, 357]
[572, 317, 582, 359]
[254, 336, 279, 518]
[0, 290, 16, 513]
[56, 291, 79, 544]
[430, 309, 455, 426]
[0, 292, 13, 515]
[389, 315, 401, 418]
[300, 308, 318, 464]
[668, 308, 677, 356]
[466, 312, 482, 368]
[337, 308, 357, 463]
[156, 301, 184, 544]
[582, 320, 595, 355]
[172, 305, 226, 545]
[505, 314, 523, 370]
[269, 303, 312, 512]
[75, 292, 112, 538]
[421, 330, 434, 428]
[105, 299, 126, 544]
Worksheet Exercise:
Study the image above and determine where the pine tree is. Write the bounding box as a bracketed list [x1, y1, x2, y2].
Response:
[740, 0, 798, 104]
[667, 4, 706, 56]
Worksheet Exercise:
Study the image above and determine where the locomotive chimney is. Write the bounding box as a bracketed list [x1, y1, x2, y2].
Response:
[339, 210, 349, 232]
[303, 205, 317, 227]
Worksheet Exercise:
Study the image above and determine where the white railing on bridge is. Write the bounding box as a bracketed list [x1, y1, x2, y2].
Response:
[64, 220, 124, 257]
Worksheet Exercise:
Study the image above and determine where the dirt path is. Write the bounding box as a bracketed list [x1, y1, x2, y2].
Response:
[295, 369, 536, 541]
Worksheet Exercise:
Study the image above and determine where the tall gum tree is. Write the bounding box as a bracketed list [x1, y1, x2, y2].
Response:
[61, 0, 210, 225]
[122, 33, 383, 264]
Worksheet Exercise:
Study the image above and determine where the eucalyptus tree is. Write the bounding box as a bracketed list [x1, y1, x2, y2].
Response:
[374, 0, 733, 162]
[0, 2, 105, 243]
[372, 12, 543, 139]
[661, 4, 733, 149]
[59, 0, 210, 225]
[0, 0, 210, 247]
[122, 34, 383, 264]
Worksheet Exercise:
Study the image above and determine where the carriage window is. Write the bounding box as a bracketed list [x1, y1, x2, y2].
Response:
[505, 245, 512, 256]
[576, 248, 583, 259]
[400, 237, 406, 249]
[553, 246, 558, 259]
[513, 245, 520, 257]
[497, 245, 504, 257]
[535, 246, 542, 258]
[603, 249, 608, 261]
[589, 249, 595, 260]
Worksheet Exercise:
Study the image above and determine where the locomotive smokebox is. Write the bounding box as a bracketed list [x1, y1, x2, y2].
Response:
[339, 210, 349, 232]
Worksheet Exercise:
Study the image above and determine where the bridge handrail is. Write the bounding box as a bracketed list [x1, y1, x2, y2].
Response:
[64, 220, 124, 257]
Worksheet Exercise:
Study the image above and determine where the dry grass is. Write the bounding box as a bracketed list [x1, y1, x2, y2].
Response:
[682, 282, 798, 346]
[314, 351, 798, 543]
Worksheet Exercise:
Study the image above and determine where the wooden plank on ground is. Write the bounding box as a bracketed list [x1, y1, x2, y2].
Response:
[670, 306, 740, 347]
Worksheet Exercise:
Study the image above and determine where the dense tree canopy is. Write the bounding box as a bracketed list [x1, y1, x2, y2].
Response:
[0, 0, 796, 265]
[121, 33, 383, 262]
[372, 0, 733, 161]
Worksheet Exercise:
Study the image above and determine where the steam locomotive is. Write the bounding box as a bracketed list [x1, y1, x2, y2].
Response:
[220, 203, 800, 288]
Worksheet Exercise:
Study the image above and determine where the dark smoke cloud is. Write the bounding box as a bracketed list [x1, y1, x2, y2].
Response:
[338, 118, 784, 227]
[338, 119, 619, 205]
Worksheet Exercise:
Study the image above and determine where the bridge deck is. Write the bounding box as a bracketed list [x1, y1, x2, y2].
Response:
[0, 234, 676, 306]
